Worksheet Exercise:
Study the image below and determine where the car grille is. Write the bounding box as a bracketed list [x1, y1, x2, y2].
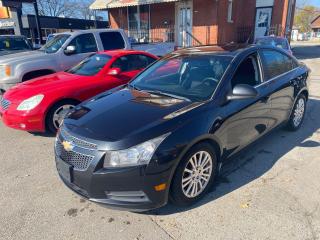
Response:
[55, 139, 94, 170]
[0, 98, 11, 110]
[60, 127, 98, 150]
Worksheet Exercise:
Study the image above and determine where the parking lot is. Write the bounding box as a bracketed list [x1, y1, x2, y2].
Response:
[1, 43, 320, 240]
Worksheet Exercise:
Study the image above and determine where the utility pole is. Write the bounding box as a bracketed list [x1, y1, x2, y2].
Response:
[33, 0, 42, 44]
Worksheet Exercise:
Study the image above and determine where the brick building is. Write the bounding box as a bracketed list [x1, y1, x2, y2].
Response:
[91, 0, 296, 47]
[311, 15, 320, 36]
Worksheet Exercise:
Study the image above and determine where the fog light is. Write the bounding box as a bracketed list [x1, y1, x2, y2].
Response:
[154, 183, 166, 192]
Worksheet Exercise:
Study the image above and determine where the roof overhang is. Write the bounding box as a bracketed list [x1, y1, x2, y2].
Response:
[0, 0, 34, 8]
[90, 0, 178, 10]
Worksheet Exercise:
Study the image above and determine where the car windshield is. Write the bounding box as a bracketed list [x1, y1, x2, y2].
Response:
[255, 38, 289, 50]
[67, 54, 112, 76]
[40, 34, 70, 53]
[0, 37, 32, 51]
[129, 54, 232, 102]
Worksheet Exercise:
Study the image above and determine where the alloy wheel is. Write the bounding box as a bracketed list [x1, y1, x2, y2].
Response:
[181, 151, 213, 198]
[52, 104, 74, 130]
[293, 98, 305, 127]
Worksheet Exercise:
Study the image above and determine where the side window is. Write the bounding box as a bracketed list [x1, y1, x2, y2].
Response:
[112, 56, 129, 72]
[68, 33, 97, 54]
[112, 55, 156, 72]
[260, 50, 295, 80]
[127, 55, 156, 70]
[100, 32, 125, 50]
[231, 53, 261, 87]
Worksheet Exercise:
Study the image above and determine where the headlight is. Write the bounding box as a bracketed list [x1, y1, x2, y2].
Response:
[103, 133, 170, 168]
[17, 94, 44, 111]
[0, 65, 11, 78]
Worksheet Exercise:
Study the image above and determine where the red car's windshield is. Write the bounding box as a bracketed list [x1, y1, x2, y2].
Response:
[67, 54, 112, 76]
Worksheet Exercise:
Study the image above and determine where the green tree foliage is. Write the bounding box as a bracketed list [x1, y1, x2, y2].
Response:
[294, 5, 319, 32]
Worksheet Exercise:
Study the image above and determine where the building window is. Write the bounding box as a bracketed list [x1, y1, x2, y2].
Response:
[128, 5, 150, 43]
[227, 0, 233, 23]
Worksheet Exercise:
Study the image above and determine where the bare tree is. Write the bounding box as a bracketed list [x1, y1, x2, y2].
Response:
[37, 0, 78, 17]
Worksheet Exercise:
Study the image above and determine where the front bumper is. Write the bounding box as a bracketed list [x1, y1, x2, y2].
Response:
[0, 107, 45, 132]
[55, 155, 172, 211]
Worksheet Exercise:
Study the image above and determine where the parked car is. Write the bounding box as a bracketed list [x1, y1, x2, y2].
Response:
[0, 35, 33, 56]
[0, 50, 157, 133]
[254, 36, 293, 55]
[54, 45, 309, 211]
[0, 29, 174, 95]
[0, 29, 132, 94]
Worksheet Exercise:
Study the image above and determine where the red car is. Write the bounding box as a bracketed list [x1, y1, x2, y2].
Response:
[0, 50, 157, 133]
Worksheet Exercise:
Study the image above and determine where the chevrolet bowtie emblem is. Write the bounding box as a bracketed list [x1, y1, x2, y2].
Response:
[62, 141, 74, 152]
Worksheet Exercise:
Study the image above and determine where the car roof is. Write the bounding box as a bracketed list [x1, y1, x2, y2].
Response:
[170, 44, 255, 57]
[255, 36, 288, 41]
[54, 28, 124, 37]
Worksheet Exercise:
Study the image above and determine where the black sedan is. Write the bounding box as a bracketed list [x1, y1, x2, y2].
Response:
[55, 45, 309, 211]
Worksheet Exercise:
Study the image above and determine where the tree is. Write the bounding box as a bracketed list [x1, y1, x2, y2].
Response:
[294, 5, 319, 32]
[37, 0, 77, 17]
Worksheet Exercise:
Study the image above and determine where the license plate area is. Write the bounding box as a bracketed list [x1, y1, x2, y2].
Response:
[56, 157, 73, 183]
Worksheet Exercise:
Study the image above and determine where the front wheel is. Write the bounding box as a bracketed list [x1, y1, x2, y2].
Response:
[170, 143, 218, 207]
[286, 94, 306, 131]
[46, 100, 78, 133]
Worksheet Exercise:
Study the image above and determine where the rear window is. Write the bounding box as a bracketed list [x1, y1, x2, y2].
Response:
[100, 32, 125, 50]
[255, 38, 289, 50]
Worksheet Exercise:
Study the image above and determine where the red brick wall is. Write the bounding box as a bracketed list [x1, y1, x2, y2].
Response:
[109, 8, 128, 30]
[107, 0, 295, 45]
[193, 0, 218, 45]
[150, 2, 175, 26]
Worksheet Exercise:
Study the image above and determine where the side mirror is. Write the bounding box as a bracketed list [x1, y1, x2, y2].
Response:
[227, 84, 258, 101]
[64, 45, 76, 55]
[107, 68, 121, 76]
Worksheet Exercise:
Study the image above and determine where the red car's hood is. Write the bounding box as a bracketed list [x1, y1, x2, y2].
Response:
[4, 72, 87, 102]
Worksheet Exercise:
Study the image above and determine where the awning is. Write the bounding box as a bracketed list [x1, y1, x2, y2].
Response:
[90, 0, 178, 10]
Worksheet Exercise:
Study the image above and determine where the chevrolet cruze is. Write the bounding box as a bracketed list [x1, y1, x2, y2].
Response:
[55, 46, 309, 211]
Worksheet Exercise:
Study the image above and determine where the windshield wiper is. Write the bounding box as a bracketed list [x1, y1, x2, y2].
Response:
[128, 84, 141, 91]
[143, 90, 190, 102]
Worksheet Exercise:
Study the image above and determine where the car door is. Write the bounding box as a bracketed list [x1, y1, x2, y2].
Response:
[61, 33, 98, 70]
[215, 52, 272, 157]
[111, 54, 156, 82]
[259, 49, 296, 129]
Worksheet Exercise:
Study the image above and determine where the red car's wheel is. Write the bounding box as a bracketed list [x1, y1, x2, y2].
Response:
[46, 100, 79, 133]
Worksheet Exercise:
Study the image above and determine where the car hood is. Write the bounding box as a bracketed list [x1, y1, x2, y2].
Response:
[4, 72, 83, 101]
[64, 87, 193, 143]
[0, 50, 49, 65]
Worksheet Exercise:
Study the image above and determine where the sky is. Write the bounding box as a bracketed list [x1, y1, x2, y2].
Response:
[297, 0, 320, 7]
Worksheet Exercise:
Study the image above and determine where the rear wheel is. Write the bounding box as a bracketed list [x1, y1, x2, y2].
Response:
[170, 143, 218, 206]
[46, 100, 78, 133]
[286, 94, 306, 131]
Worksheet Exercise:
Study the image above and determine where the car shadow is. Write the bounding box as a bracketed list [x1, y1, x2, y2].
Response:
[30, 132, 56, 138]
[292, 44, 320, 60]
[146, 97, 320, 216]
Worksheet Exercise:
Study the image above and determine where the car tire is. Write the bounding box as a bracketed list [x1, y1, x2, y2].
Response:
[170, 142, 218, 207]
[286, 94, 306, 131]
[46, 100, 78, 133]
